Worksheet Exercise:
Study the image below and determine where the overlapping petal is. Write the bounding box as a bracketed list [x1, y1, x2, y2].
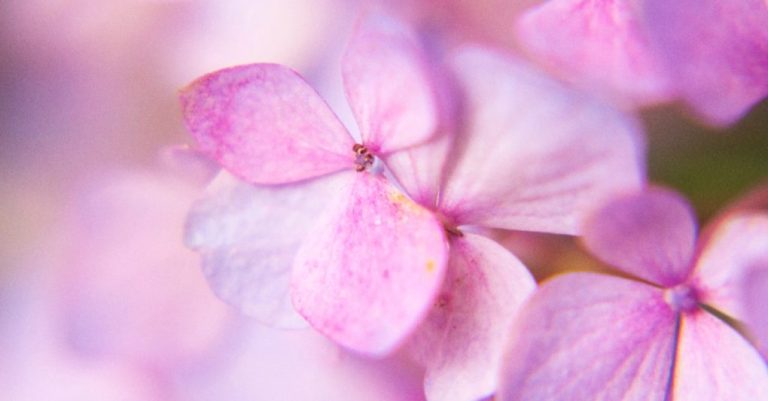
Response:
[180, 63, 354, 184]
[516, 0, 671, 106]
[498, 273, 677, 401]
[407, 233, 535, 401]
[692, 213, 768, 321]
[291, 173, 449, 355]
[672, 311, 768, 400]
[185, 171, 352, 328]
[582, 188, 697, 287]
[439, 47, 644, 234]
[643, 0, 768, 125]
[343, 14, 439, 154]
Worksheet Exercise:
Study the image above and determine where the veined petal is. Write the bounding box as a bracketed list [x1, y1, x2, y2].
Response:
[672, 311, 768, 401]
[407, 233, 535, 401]
[643, 0, 768, 126]
[582, 188, 697, 287]
[383, 131, 454, 208]
[180, 63, 354, 184]
[185, 170, 352, 328]
[498, 273, 677, 401]
[343, 14, 439, 154]
[440, 47, 645, 234]
[516, 0, 672, 106]
[692, 213, 768, 321]
[291, 173, 448, 356]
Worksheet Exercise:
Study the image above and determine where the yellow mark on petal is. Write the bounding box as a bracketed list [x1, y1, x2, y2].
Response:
[388, 190, 423, 215]
[426, 259, 435, 273]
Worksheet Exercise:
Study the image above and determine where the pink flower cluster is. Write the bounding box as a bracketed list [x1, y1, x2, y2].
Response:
[176, 3, 768, 401]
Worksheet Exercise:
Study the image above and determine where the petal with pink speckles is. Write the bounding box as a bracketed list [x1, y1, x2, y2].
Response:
[516, 0, 672, 106]
[672, 311, 768, 401]
[440, 47, 644, 235]
[185, 171, 352, 328]
[582, 188, 697, 287]
[342, 14, 439, 154]
[643, 0, 768, 126]
[498, 273, 676, 401]
[408, 233, 535, 401]
[291, 173, 448, 355]
[692, 213, 768, 321]
[180, 63, 354, 184]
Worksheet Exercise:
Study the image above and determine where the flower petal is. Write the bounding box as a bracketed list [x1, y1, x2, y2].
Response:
[498, 273, 677, 401]
[582, 188, 697, 287]
[407, 233, 535, 401]
[516, 0, 672, 106]
[185, 170, 352, 328]
[744, 266, 768, 356]
[643, 0, 768, 125]
[342, 14, 439, 154]
[692, 213, 768, 321]
[383, 132, 454, 208]
[672, 311, 768, 401]
[291, 173, 449, 355]
[440, 47, 645, 234]
[180, 63, 354, 184]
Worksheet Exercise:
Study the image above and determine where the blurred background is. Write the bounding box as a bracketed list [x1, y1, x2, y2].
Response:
[0, 1, 766, 399]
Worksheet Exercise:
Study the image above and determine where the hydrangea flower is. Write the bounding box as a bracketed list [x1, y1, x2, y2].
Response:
[384, 46, 644, 401]
[181, 15, 450, 354]
[515, 0, 768, 125]
[498, 188, 768, 401]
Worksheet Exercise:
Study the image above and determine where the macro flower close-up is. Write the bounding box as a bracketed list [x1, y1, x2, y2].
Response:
[1, 1, 767, 400]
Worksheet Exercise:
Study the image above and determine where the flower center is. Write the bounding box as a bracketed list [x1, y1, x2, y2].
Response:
[664, 284, 699, 314]
[353, 144, 374, 172]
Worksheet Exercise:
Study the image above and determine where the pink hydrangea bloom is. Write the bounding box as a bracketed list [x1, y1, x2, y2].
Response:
[386, 46, 644, 401]
[498, 188, 768, 401]
[181, 15, 450, 355]
[515, 0, 768, 125]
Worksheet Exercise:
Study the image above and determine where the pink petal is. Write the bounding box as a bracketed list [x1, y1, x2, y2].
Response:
[180, 63, 355, 184]
[291, 173, 449, 355]
[439, 47, 645, 234]
[383, 131, 454, 208]
[582, 188, 697, 287]
[643, 0, 768, 125]
[342, 14, 439, 154]
[744, 266, 768, 356]
[516, 0, 672, 106]
[672, 310, 768, 401]
[692, 213, 768, 321]
[407, 233, 535, 401]
[185, 170, 353, 328]
[498, 273, 677, 401]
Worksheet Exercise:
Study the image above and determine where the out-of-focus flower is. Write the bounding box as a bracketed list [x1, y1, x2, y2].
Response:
[515, 0, 768, 125]
[58, 164, 231, 371]
[498, 188, 768, 401]
[182, 15, 449, 355]
[0, 258, 162, 401]
[386, 46, 644, 401]
[173, 323, 427, 401]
